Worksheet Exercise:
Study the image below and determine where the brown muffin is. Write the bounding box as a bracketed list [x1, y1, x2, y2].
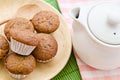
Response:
[32, 11, 60, 33]
[0, 35, 9, 59]
[10, 28, 39, 55]
[5, 52, 36, 78]
[32, 33, 58, 62]
[10, 28, 38, 46]
[4, 17, 34, 40]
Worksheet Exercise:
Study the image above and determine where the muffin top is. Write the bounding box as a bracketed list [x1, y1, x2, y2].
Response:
[0, 35, 9, 59]
[4, 17, 34, 40]
[5, 52, 36, 75]
[32, 11, 60, 33]
[32, 33, 58, 61]
[10, 28, 38, 46]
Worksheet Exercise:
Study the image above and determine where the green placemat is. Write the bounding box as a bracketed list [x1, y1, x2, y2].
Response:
[44, 0, 82, 80]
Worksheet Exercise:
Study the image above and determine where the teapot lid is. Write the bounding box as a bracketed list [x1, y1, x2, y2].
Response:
[88, 3, 120, 45]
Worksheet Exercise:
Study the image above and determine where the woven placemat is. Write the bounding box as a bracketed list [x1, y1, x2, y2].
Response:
[44, 0, 82, 80]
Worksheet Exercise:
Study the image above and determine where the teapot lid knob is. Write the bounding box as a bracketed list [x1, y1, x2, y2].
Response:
[107, 10, 120, 26]
[88, 3, 120, 45]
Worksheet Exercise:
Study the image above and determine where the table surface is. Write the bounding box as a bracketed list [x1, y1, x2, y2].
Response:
[44, 0, 82, 80]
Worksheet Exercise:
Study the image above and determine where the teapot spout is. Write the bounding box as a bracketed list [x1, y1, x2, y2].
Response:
[70, 7, 80, 21]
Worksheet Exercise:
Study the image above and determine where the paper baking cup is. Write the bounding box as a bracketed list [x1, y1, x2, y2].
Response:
[37, 55, 56, 63]
[37, 58, 52, 63]
[10, 37, 36, 55]
[8, 71, 27, 79]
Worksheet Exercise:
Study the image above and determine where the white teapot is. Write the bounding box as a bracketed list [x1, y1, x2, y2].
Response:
[70, 1, 120, 70]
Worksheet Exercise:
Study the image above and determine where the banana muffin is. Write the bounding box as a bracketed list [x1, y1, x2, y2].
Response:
[10, 28, 39, 55]
[32, 33, 58, 62]
[5, 52, 36, 79]
[4, 17, 34, 40]
[0, 35, 9, 59]
[32, 11, 60, 33]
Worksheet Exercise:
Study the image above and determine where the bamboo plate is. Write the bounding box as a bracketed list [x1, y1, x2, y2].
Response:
[0, 0, 72, 80]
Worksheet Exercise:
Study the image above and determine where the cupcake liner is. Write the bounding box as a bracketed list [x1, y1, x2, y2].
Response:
[10, 37, 36, 55]
[37, 55, 56, 63]
[8, 71, 27, 79]
[37, 58, 52, 63]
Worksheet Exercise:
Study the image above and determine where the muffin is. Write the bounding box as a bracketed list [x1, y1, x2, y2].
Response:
[32, 11, 60, 33]
[10, 28, 38, 55]
[4, 17, 34, 40]
[32, 33, 58, 62]
[0, 35, 9, 59]
[5, 52, 36, 79]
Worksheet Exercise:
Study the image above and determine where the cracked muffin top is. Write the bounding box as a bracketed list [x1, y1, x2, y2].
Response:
[5, 52, 36, 75]
[32, 11, 60, 33]
[4, 17, 34, 40]
[0, 35, 9, 59]
[10, 28, 38, 46]
[32, 33, 58, 61]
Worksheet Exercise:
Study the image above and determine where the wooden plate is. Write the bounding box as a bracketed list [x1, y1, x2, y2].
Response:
[0, 0, 72, 80]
